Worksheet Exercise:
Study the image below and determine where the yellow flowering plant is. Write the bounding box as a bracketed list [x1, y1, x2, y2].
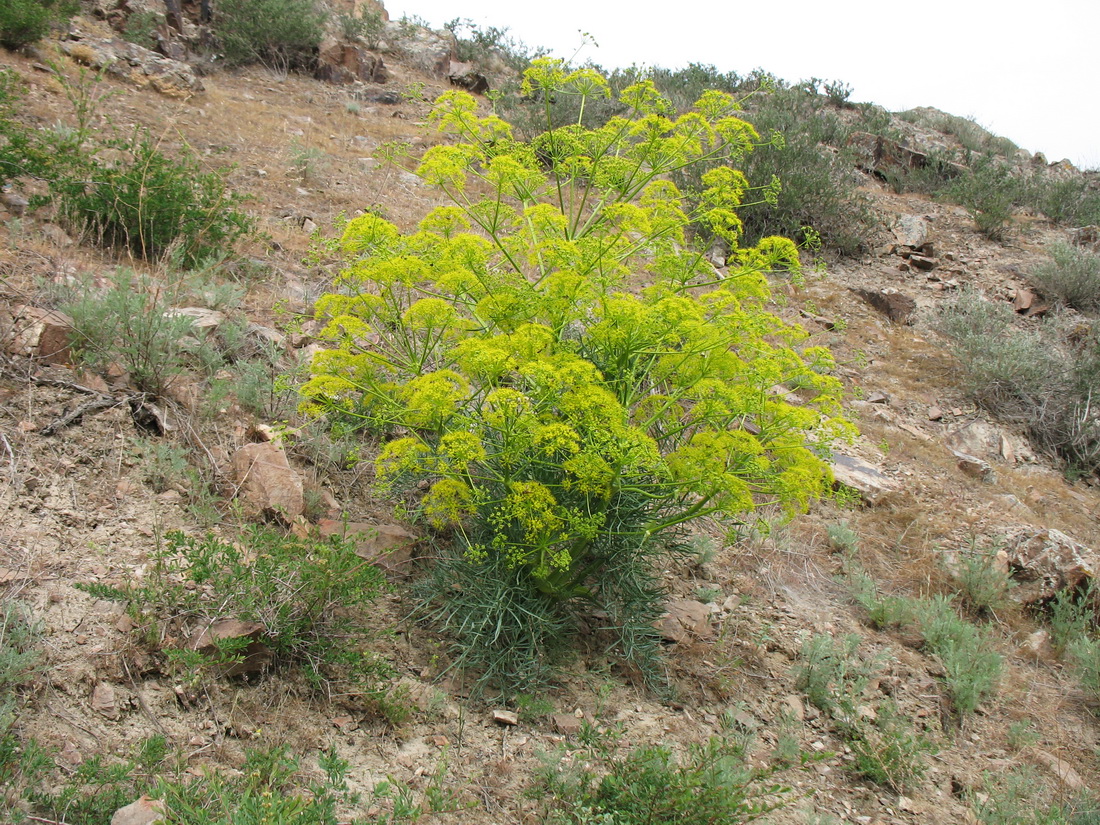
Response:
[301, 59, 854, 690]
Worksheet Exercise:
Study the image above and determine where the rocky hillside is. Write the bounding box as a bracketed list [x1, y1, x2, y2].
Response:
[2, 3, 1100, 824]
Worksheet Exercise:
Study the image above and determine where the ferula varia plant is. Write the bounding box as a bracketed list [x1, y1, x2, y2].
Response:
[301, 59, 854, 690]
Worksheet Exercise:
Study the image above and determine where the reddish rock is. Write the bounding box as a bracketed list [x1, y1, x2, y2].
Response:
[552, 713, 584, 735]
[952, 450, 996, 482]
[92, 681, 118, 719]
[1013, 287, 1036, 312]
[1006, 528, 1098, 604]
[1, 304, 74, 364]
[191, 619, 272, 676]
[830, 453, 900, 505]
[1034, 750, 1085, 791]
[316, 44, 387, 84]
[317, 519, 417, 576]
[851, 288, 917, 324]
[658, 599, 711, 643]
[231, 442, 304, 522]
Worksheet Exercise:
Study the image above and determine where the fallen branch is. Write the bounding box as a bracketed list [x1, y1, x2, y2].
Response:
[38, 395, 125, 436]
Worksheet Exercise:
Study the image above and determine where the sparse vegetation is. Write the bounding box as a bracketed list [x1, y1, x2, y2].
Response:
[794, 634, 934, 791]
[3, 735, 466, 825]
[538, 724, 790, 824]
[5, 11, 1100, 822]
[950, 537, 1016, 616]
[916, 596, 1003, 716]
[63, 269, 198, 394]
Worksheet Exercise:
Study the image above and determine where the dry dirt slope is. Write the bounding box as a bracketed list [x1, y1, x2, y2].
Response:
[1, 25, 1100, 825]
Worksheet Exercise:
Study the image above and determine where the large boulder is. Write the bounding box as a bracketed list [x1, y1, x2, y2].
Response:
[1005, 528, 1098, 604]
[316, 43, 387, 84]
[60, 20, 204, 98]
[391, 24, 454, 78]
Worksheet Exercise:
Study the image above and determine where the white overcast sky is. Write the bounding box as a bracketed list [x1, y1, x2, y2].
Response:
[388, 0, 1100, 170]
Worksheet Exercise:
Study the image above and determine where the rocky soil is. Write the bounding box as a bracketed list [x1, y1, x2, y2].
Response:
[2, 12, 1100, 824]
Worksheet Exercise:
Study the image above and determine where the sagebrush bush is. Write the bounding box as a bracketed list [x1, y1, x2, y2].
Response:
[1032, 176, 1100, 226]
[951, 537, 1015, 616]
[1030, 242, 1100, 313]
[935, 291, 1100, 476]
[917, 596, 1002, 716]
[1049, 583, 1096, 655]
[303, 60, 852, 691]
[63, 269, 197, 393]
[213, 0, 326, 73]
[944, 156, 1023, 241]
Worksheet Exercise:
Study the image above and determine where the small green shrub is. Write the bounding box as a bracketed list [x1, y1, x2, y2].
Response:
[0, 0, 75, 50]
[538, 725, 790, 825]
[50, 129, 253, 266]
[213, 0, 326, 73]
[933, 290, 1057, 420]
[1030, 242, 1100, 313]
[1049, 583, 1096, 655]
[971, 768, 1067, 825]
[1005, 720, 1039, 750]
[944, 156, 1023, 241]
[846, 565, 916, 630]
[845, 698, 934, 793]
[122, 9, 163, 49]
[1067, 635, 1100, 703]
[950, 537, 1015, 616]
[917, 596, 1002, 716]
[289, 140, 327, 183]
[825, 521, 859, 554]
[83, 529, 388, 690]
[338, 6, 385, 49]
[1032, 177, 1100, 226]
[0, 601, 40, 695]
[63, 269, 197, 394]
[794, 634, 873, 714]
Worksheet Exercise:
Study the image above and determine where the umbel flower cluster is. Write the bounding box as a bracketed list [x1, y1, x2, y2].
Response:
[301, 59, 853, 687]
